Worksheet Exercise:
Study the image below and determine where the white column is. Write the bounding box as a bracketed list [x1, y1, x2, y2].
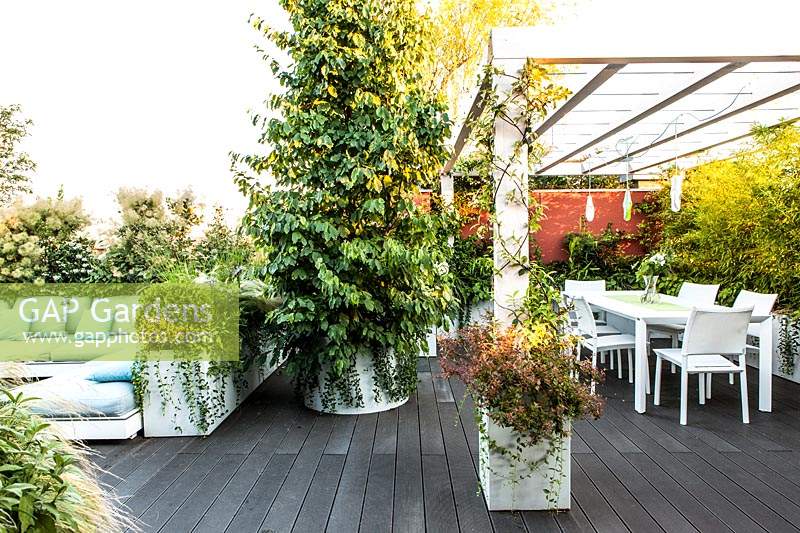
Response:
[492, 59, 529, 326]
[421, 173, 456, 357]
[441, 172, 455, 247]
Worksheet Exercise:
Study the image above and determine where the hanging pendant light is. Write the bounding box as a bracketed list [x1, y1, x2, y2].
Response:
[670, 121, 683, 212]
[623, 189, 633, 221]
[585, 194, 595, 222]
[622, 158, 632, 221]
[670, 172, 684, 212]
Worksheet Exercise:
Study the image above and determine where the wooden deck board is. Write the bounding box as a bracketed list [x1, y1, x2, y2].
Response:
[89, 358, 800, 532]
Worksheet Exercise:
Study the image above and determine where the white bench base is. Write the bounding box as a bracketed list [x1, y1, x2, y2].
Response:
[47, 408, 142, 441]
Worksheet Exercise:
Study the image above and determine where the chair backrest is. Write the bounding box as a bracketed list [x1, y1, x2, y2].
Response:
[681, 306, 753, 356]
[565, 279, 606, 295]
[677, 282, 720, 306]
[572, 297, 597, 338]
[733, 289, 777, 317]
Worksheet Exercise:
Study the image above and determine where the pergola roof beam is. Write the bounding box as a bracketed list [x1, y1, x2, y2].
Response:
[583, 81, 800, 173]
[491, 27, 800, 64]
[629, 115, 800, 174]
[532, 63, 625, 139]
[442, 76, 490, 174]
[535, 62, 747, 174]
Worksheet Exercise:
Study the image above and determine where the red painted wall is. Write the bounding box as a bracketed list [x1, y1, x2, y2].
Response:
[532, 189, 653, 263]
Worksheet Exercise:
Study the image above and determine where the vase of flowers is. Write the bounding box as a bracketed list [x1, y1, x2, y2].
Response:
[439, 323, 603, 510]
[636, 252, 669, 303]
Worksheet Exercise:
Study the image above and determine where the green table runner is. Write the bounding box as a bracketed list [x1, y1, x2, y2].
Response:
[605, 293, 689, 312]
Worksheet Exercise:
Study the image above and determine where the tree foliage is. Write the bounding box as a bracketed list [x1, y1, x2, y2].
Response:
[237, 0, 453, 408]
[96, 188, 202, 282]
[427, 0, 545, 116]
[656, 124, 800, 310]
[0, 193, 89, 283]
[0, 105, 36, 205]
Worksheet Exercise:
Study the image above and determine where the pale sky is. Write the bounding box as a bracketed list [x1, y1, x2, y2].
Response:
[0, 0, 287, 227]
[1, 0, 797, 227]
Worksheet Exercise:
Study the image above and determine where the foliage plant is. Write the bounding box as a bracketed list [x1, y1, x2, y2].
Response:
[548, 224, 639, 290]
[635, 251, 669, 280]
[530, 174, 622, 190]
[449, 233, 493, 325]
[0, 391, 133, 532]
[654, 124, 800, 309]
[96, 189, 201, 282]
[0, 194, 90, 283]
[237, 0, 453, 410]
[439, 319, 602, 506]
[0, 105, 35, 205]
[42, 238, 97, 283]
[779, 314, 800, 375]
[130, 223, 271, 434]
[426, 0, 545, 118]
[650, 124, 800, 372]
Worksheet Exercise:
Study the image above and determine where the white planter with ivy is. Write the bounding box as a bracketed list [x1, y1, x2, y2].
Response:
[478, 413, 571, 511]
[304, 351, 409, 415]
[745, 314, 800, 384]
[141, 359, 279, 437]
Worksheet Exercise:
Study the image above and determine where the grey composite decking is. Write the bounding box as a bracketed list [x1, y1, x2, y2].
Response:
[91, 357, 800, 532]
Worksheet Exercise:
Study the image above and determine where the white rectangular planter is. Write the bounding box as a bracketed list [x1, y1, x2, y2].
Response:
[479, 413, 570, 511]
[745, 314, 800, 384]
[142, 359, 278, 437]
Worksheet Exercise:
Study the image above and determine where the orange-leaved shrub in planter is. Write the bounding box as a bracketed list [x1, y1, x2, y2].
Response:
[440, 322, 603, 452]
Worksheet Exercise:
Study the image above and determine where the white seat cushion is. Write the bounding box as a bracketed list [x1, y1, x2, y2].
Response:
[653, 348, 742, 373]
[583, 334, 636, 351]
[15, 377, 136, 418]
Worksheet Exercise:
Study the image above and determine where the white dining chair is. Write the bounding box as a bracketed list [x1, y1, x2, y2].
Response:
[573, 297, 636, 383]
[563, 278, 615, 335]
[733, 289, 777, 344]
[653, 306, 753, 425]
[565, 279, 606, 294]
[650, 282, 721, 373]
[724, 289, 777, 384]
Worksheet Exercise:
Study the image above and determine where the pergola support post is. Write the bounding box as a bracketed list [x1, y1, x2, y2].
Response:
[492, 60, 529, 326]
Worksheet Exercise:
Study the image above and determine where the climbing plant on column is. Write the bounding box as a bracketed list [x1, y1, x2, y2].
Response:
[236, 0, 453, 412]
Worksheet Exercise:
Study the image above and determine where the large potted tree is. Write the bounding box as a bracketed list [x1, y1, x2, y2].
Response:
[236, 0, 453, 414]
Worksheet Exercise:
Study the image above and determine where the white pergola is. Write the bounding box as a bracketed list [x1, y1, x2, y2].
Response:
[443, 23, 800, 411]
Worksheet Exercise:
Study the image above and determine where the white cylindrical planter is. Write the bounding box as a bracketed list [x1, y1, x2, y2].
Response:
[304, 351, 408, 415]
[419, 326, 438, 358]
[479, 413, 571, 511]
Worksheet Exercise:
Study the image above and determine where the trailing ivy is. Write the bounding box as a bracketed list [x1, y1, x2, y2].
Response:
[236, 0, 454, 410]
[449, 234, 493, 325]
[779, 314, 800, 376]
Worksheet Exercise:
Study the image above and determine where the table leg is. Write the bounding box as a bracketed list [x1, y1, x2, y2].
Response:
[759, 316, 773, 412]
[635, 318, 647, 413]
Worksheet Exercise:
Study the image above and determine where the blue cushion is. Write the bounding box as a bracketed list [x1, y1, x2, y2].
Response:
[82, 361, 132, 382]
[17, 378, 136, 417]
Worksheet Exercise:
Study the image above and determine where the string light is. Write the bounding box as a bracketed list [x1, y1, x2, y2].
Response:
[670, 121, 684, 212]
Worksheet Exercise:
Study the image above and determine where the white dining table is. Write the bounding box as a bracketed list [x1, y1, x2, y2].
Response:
[566, 290, 773, 414]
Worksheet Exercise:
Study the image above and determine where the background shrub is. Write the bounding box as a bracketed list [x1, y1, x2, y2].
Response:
[96, 189, 201, 282]
[655, 124, 800, 310]
[0, 194, 90, 282]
